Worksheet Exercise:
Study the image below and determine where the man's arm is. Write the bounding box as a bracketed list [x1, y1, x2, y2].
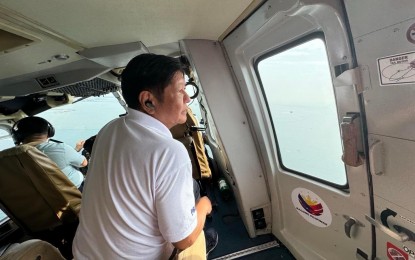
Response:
[172, 196, 212, 250]
[64, 143, 88, 168]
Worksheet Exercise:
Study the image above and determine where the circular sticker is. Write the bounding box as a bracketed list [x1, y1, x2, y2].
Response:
[291, 187, 332, 228]
[407, 23, 415, 44]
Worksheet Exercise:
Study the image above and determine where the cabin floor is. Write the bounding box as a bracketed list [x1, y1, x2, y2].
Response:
[202, 179, 295, 260]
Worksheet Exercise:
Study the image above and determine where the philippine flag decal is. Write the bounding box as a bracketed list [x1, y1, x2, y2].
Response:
[291, 187, 332, 227]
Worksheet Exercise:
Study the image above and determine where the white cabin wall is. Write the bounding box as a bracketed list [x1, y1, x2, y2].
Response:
[180, 39, 271, 238]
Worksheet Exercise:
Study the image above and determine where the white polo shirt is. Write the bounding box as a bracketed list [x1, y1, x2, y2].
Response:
[73, 108, 196, 259]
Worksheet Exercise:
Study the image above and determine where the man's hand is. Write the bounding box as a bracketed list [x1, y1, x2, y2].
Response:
[75, 140, 85, 152]
[197, 196, 212, 216]
[173, 196, 212, 250]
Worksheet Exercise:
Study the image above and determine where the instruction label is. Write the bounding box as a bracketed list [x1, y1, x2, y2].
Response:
[377, 51, 415, 86]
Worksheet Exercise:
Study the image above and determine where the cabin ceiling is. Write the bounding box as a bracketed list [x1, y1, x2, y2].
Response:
[0, 0, 254, 48]
[0, 0, 256, 79]
[0, 0, 260, 116]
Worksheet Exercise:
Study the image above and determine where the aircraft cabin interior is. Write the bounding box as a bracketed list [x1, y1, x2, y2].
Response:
[0, 0, 415, 259]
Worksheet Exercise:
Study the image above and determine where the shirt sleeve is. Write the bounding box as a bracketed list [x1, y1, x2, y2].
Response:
[63, 143, 86, 167]
[155, 154, 197, 243]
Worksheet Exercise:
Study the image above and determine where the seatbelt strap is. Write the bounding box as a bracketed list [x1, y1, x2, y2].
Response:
[168, 248, 178, 260]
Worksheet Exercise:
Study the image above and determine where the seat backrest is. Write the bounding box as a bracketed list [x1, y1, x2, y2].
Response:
[0, 239, 65, 260]
[0, 144, 81, 234]
[170, 109, 212, 180]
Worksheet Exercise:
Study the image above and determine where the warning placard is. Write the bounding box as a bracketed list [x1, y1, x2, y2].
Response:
[377, 51, 415, 86]
[387, 242, 408, 260]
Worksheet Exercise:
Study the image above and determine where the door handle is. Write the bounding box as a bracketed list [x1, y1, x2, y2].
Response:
[365, 215, 410, 242]
[369, 139, 384, 175]
[343, 215, 365, 238]
[345, 218, 356, 238]
[394, 225, 415, 242]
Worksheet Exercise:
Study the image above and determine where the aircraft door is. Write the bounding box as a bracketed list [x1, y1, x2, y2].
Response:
[344, 1, 415, 259]
[222, 0, 372, 259]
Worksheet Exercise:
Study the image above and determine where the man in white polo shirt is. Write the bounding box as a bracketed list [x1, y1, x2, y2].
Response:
[73, 53, 213, 259]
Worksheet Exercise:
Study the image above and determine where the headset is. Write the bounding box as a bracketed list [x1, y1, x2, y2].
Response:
[11, 116, 55, 145]
[180, 55, 200, 100]
[145, 100, 155, 109]
[186, 79, 199, 99]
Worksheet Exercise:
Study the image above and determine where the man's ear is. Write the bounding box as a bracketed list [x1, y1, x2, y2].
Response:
[138, 91, 156, 114]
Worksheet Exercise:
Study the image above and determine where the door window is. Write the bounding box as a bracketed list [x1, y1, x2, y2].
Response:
[256, 37, 346, 186]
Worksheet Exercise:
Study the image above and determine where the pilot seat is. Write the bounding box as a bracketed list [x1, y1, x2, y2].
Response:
[0, 144, 82, 259]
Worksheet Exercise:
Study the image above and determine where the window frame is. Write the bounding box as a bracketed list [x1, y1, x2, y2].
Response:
[253, 32, 349, 190]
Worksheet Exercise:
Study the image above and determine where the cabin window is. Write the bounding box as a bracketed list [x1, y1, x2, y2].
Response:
[0, 209, 7, 226]
[256, 38, 347, 186]
[0, 129, 14, 150]
[38, 93, 126, 146]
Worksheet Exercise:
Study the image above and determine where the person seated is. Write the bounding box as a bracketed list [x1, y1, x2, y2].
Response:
[11, 116, 87, 191]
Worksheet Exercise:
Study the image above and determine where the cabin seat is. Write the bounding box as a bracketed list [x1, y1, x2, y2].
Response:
[0, 144, 82, 259]
[0, 239, 65, 260]
[170, 109, 212, 180]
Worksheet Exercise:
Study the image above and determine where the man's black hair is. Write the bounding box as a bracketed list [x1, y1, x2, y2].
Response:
[15, 117, 49, 135]
[121, 53, 185, 110]
[11, 116, 53, 145]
